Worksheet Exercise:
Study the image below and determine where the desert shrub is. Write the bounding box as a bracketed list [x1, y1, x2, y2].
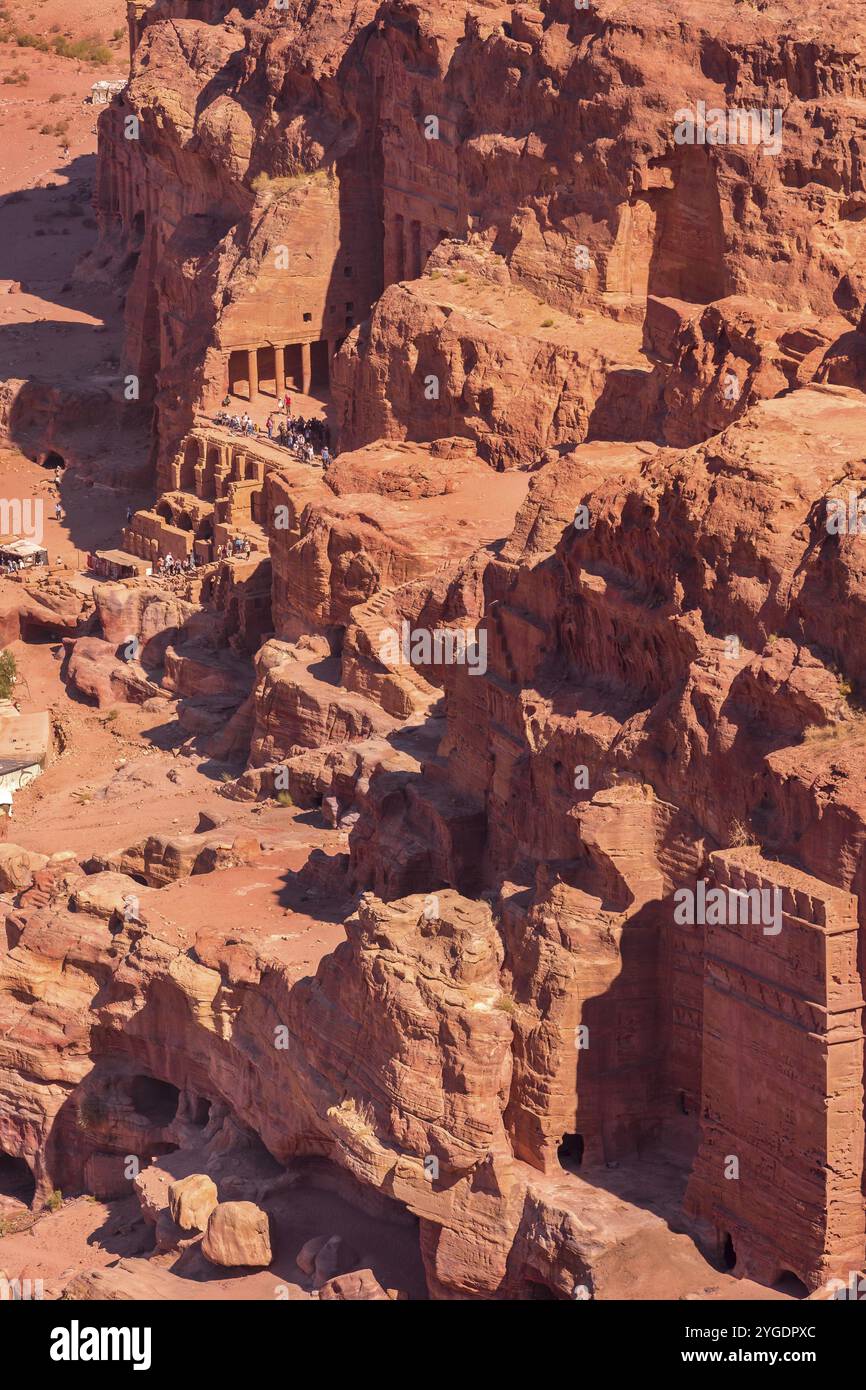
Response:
[16, 32, 50, 52]
[727, 820, 758, 848]
[52, 35, 113, 64]
[250, 168, 333, 198]
[14, 31, 113, 64]
[0, 649, 16, 699]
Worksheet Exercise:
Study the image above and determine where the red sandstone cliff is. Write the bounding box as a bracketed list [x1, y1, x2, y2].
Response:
[2, 0, 866, 1302]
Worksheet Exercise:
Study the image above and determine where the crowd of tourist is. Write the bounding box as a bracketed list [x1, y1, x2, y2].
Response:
[0, 555, 39, 574]
[129, 393, 333, 586]
[217, 409, 258, 438]
[214, 393, 334, 467]
[156, 553, 199, 576]
[217, 535, 252, 560]
[153, 534, 253, 578]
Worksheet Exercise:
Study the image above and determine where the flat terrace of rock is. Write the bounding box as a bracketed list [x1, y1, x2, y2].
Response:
[317, 439, 530, 555]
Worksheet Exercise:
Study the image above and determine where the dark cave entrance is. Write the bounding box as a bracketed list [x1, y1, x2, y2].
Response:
[42, 451, 64, 470]
[311, 339, 330, 390]
[721, 1232, 736, 1271]
[557, 1132, 585, 1171]
[525, 1280, 568, 1300]
[187, 1094, 212, 1127]
[227, 349, 251, 400]
[773, 1270, 809, 1299]
[285, 343, 303, 390]
[0, 1151, 36, 1207]
[257, 344, 276, 396]
[130, 1075, 180, 1126]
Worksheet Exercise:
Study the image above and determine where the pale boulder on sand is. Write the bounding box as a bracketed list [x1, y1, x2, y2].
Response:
[168, 1174, 219, 1233]
[202, 1201, 272, 1268]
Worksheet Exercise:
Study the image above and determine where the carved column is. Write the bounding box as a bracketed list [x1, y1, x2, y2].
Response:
[247, 349, 258, 401]
[274, 345, 286, 401]
[127, 2, 149, 69]
[301, 341, 312, 395]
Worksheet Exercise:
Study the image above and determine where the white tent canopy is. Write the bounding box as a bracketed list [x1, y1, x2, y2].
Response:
[0, 538, 48, 565]
[0, 538, 44, 555]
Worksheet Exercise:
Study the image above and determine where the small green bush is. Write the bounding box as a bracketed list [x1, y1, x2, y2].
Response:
[13, 31, 113, 64]
[52, 35, 113, 65]
[16, 32, 50, 53]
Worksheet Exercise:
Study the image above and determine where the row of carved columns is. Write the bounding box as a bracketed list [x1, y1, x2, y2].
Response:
[243, 343, 314, 398]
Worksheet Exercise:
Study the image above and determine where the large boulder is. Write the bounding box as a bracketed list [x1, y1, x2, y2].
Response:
[202, 1201, 271, 1268]
[296, 1234, 328, 1276]
[69, 872, 152, 923]
[312, 1235, 359, 1289]
[318, 1268, 391, 1301]
[0, 844, 48, 893]
[168, 1173, 218, 1233]
[65, 636, 160, 709]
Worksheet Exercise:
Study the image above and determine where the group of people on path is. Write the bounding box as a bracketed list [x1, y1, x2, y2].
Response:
[215, 392, 334, 468]
[154, 533, 252, 577]
[217, 409, 258, 438]
[264, 408, 331, 466]
[216, 535, 252, 560]
[156, 553, 199, 576]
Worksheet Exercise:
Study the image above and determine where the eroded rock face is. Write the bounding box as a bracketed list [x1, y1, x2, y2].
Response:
[0, 574, 93, 645]
[95, 0, 866, 476]
[5, 0, 866, 1306]
[332, 242, 659, 467]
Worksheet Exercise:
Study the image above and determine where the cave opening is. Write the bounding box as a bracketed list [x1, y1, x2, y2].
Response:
[773, 1270, 809, 1299]
[311, 339, 330, 389]
[721, 1232, 736, 1270]
[42, 451, 64, 470]
[188, 1094, 212, 1127]
[130, 1075, 180, 1126]
[525, 1280, 564, 1300]
[0, 1151, 36, 1207]
[557, 1132, 585, 1171]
